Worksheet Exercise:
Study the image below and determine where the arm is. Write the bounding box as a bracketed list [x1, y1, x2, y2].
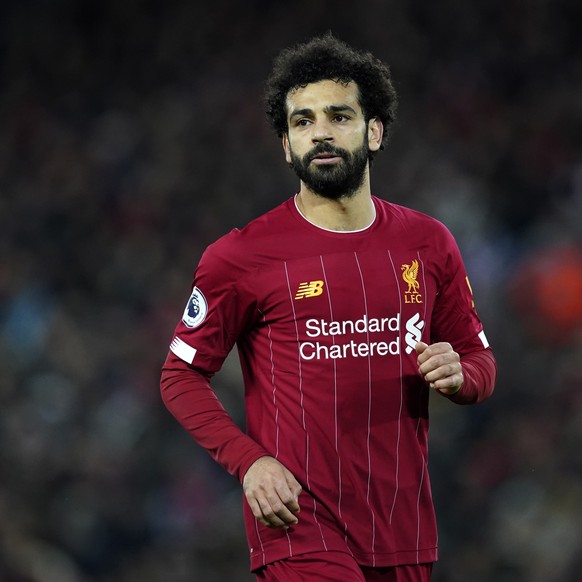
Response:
[448, 347, 497, 404]
[162, 240, 302, 528]
[161, 351, 303, 528]
[419, 224, 497, 403]
[160, 353, 268, 481]
[415, 342, 497, 404]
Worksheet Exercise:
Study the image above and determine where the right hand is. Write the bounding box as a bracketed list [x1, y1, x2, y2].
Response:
[242, 456, 302, 528]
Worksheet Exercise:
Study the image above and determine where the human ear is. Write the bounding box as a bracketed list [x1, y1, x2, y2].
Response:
[282, 134, 292, 163]
[367, 117, 383, 152]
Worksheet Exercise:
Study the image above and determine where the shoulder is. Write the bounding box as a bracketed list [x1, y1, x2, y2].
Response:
[201, 197, 294, 270]
[375, 197, 456, 244]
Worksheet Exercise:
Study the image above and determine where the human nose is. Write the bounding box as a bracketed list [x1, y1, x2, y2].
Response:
[311, 118, 333, 143]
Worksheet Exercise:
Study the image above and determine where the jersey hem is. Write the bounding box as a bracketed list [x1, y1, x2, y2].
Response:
[249, 541, 438, 572]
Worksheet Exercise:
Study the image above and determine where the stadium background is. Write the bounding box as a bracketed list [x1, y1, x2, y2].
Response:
[1, 0, 581, 580]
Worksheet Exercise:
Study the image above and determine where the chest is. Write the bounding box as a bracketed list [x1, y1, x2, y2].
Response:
[251, 248, 439, 345]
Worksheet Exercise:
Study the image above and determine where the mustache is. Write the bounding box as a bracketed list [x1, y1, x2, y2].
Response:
[306, 143, 348, 161]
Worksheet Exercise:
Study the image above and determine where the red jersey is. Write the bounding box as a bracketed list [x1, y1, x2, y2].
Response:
[161, 196, 495, 571]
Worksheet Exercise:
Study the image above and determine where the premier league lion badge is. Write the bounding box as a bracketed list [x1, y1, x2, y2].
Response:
[182, 287, 208, 328]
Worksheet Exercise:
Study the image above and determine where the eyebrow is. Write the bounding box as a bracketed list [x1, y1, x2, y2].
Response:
[289, 104, 358, 120]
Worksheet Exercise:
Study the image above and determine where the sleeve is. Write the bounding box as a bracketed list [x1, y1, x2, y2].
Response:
[169, 240, 255, 375]
[444, 347, 497, 404]
[430, 226, 497, 404]
[160, 239, 269, 482]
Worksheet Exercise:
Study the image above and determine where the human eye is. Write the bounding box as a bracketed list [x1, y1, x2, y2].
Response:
[294, 118, 311, 127]
[333, 114, 350, 123]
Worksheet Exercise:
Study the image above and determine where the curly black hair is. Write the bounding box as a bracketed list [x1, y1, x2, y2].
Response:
[264, 33, 398, 154]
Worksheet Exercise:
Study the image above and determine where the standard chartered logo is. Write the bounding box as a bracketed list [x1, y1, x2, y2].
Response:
[404, 313, 425, 354]
[299, 313, 425, 360]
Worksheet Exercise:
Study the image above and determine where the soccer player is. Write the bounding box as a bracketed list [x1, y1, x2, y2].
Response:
[160, 33, 497, 582]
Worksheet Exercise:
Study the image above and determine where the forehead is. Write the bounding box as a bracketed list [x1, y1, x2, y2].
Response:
[286, 79, 362, 116]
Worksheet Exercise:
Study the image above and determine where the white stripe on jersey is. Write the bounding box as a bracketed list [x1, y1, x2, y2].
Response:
[387, 251, 404, 525]
[417, 252, 428, 342]
[478, 330, 490, 348]
[284, 261, 328, 553]
[416, 460, 426, 564]
[260, 309, 280, 458]
[320, 255, 352, 551]
[415, 251, 428, 560]
[169, 336, 197, 364]
[354, 251, 377, 564]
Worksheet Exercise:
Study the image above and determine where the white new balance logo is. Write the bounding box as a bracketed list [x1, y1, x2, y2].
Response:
[404, 313, 425, 354]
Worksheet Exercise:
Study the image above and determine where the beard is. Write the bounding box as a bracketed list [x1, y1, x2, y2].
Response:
[288, 136, 370, 200]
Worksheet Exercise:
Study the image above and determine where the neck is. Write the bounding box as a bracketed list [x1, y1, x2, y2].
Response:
[296, 176, 375, 232]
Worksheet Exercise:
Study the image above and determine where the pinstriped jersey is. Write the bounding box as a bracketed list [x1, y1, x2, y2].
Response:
[167, 195, 490, 570]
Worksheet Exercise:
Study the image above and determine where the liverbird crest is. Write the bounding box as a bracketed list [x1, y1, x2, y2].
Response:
[401, 259, 420, 294]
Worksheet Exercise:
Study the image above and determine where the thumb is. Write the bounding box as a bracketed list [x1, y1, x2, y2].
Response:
[415, 341, 429, 355]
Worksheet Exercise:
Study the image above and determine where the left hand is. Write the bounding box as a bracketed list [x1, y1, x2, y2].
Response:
[415, 342, 463, 395]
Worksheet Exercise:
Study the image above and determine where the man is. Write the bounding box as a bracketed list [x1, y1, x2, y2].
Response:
[161, 33, 496, 582]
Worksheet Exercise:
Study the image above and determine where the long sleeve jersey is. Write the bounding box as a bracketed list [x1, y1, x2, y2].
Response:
[160, 195, 497, 571]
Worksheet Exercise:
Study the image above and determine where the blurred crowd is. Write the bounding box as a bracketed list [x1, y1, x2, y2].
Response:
[1, 0, 581, 580]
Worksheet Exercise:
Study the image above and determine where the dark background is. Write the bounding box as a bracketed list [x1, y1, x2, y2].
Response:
[1, 0, 581, 580]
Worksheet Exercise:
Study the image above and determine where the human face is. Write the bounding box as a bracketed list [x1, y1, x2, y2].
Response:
[283, 80, 382, 200]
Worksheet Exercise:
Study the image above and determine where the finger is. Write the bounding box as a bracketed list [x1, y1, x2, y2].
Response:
[272, 488, 301, 523]
[415, 341, 429, 356]
[429, 342, 454, 353]
[416, 342, 451, 366]
[432, 371, 464, 394]
[256, 496, 288, 528]
[284, 475, 302, 513]
[245, 484, 290, 528]
[417, 342, 453, 360]
[415, 342, 431, 365]
[258, 493, 299, 527]
[263, 472, 300, 515]
[423, 361, 462, 384]
[282, 494, 300, 514]
[245, 495, 271, 527]
[418, 350, 460, 377]
[242, 457, 302, 527]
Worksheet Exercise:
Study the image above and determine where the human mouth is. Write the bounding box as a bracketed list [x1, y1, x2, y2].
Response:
[311, 153, 342, 165]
